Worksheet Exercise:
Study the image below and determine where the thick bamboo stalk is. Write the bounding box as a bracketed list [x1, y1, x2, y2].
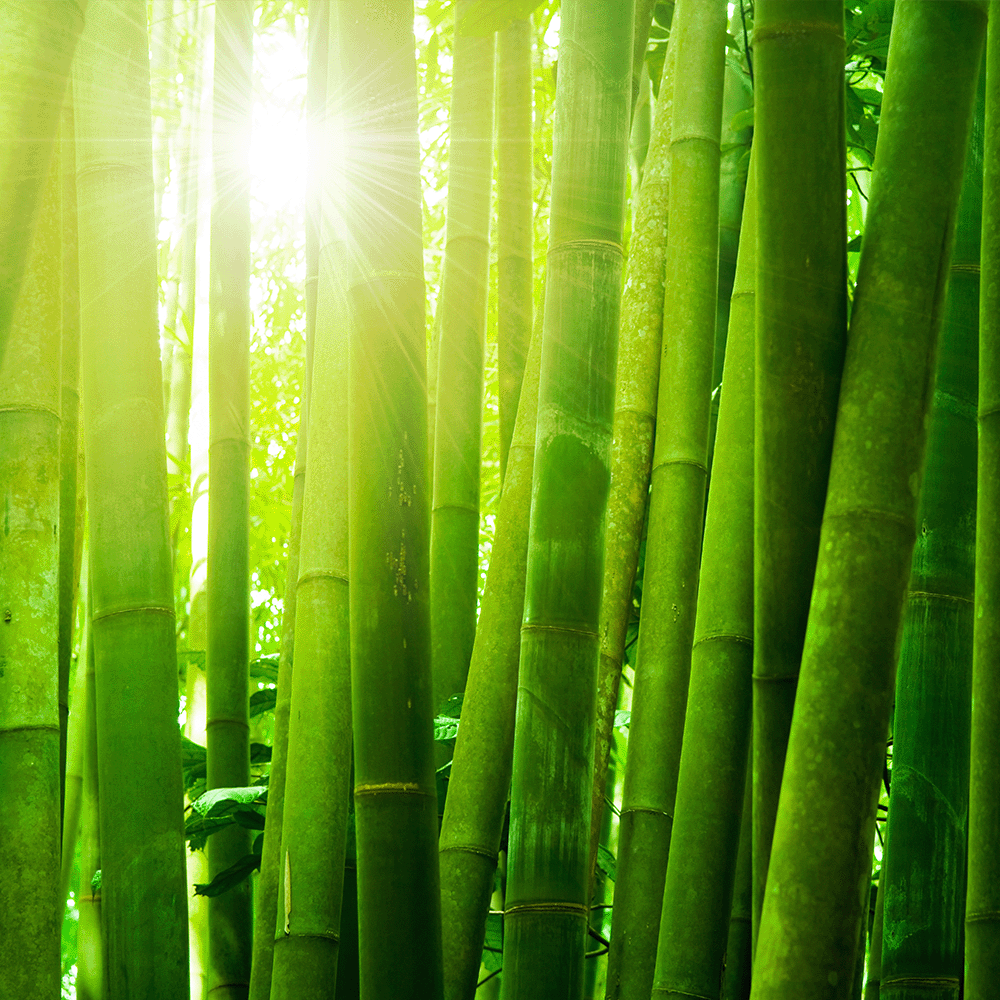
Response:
[440, 317, 542, 1000]
[750, 4, 987, 995]
[966, 6, 1000, 996]
[430, 1, 495, 714]
[652, 152, 756, 1000]
[0, 133, 63, 1000]
[74, 2, 189, 993]
[865, 876, 884, 1000]
[496, 17, 533, 484]
[0, 0, 85, 366]
[752, 0, 848, 951]
[878, 72, 982, 1000]
[499, 2, 633, 995]
[587, 29, 676, 921]
[248, 4, 324, 995]
[608, 5, 726, 997]
[340, 4, 443, 996]
[206, 2, 254, 995]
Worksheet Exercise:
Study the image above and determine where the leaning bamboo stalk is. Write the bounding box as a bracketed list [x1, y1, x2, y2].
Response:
[439, 316, 542, 1000]
[751, 4, 986, 995]
[74, 2, 190, 993]
[652, 152, 756, 1000]
[607, 5, 727, 998]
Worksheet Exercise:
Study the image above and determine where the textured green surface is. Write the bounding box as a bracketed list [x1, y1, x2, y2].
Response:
[439, 317, 540, 1000]
[611, 4, 727, 998]
[588, 24, 675, 922]
[0, 0, 85, 367]
[496, 17, 532, 484]
[74, 3, 189, 995]
[0, 139, 62, 1000]
[430, 0, 495, 715]
[752, 1, 847, 952]
[722, 771, 753, 1000]
[967, 6, 1000, 995]
[751, 5, 986, 997]
[207, 4, 254, 995]
[341, 4, 443, 997]
[879, 73, 982, 1000]
[652, 152, 756, 1000]
[500, 2, 632, 996]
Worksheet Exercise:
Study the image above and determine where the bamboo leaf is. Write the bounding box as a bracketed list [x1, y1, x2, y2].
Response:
[249, 687, 277, 718]
[194, 853, 261, 898]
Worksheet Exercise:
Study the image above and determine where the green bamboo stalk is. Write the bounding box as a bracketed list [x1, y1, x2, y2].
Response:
[651, 151, 756, 1000]
[0, 136, 63, 1000]
[74, 2, 189, 994]
[439, 317, 542, 1000]
[430, 2, 495, 713]
[752, 0, 848, 951]
[496, 16, 532, 485]
[967, 7, 1000, 995]
[587, 24, 676, 915]
[722, 770, 753, 1000]
[247, 4, 324, 995]
[340, 4, 443, 996]
[0, 0, 85, 367]
[865, 877, 884, 1000]
[59, 86, 82, 824]
[878, 69, 982, 1000]
[77, 594, 104, 1000]
[606, 5, 726, 998]
[632, 0, 658, 113]
[206, 2, 253, 995]
[751, 4, 987, 995]
[499, 1, 632, 995]
[270, 10, 352, 992]
[62, 626, 86, 908]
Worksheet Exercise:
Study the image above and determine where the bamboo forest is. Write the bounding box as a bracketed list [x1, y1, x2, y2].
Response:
[5, 0, 1000, 999]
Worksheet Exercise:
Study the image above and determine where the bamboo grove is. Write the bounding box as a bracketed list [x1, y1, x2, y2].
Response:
[4, 1, 1000, 999]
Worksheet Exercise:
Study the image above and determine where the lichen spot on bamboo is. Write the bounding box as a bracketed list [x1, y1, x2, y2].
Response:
[386, 532, 411, 600]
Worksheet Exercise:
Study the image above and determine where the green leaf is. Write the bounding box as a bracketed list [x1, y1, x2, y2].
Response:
[232, 809, 266, 831]
[185, 812, 235, 852]
[596, 844, 617, 884]
[614, 710, 631, 730]
[90, 869, 101, 892]
[437, 692, 464, 718]
[194, 853, 261, 898]
[191, 786, 266, 818]
[250, 656, 280, 682]
[482, 910, 503, 971]
[847, 234, 863, 252]
[250, 687, 277, 718]
[252, 833, 264, 856]
[729, 107, 754, 133]
[434, 716, 460, 742]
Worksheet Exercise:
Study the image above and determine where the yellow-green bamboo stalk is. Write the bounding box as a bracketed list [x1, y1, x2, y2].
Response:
[270, 8, 352, 994]
[440, 317, 542, 1000]
[206, 2, 254, 994]
[0, 0, 85, 366]
[587, 22, 676, 914]
[340, 3, 443, 996]
[0, 139, 63, 1000]
[751, 4, 986, 995]
[499, 1, 633, 994]
[967, 6, 1000, 996]
[496, 16, 532, 484]
[74, 2, 189, 993]
[430, 1, 496, 713]
[248, 5, 325, 996]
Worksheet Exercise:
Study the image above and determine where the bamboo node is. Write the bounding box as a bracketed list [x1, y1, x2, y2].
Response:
[521, 622, 599, 639]
[966, 910, 1000, 923]
[880, 976, 959, 989]
[439, 843, 497, 862]
[651, 988, 713, 1000]
[354, 781, 432, 797]
[546, 238, 624, 260]
[504, 901, 587, 917]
